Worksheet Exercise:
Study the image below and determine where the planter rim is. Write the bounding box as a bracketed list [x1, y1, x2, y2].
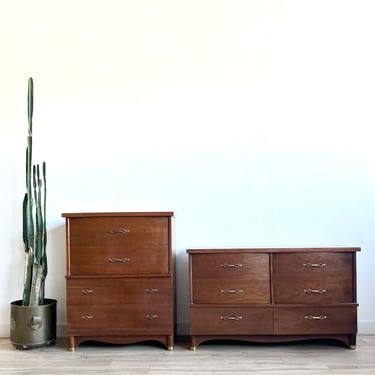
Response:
[11, 298, 57, 307]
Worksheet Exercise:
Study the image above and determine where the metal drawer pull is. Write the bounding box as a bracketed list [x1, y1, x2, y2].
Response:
[220, 315, 243, 321]
[146, 314, 158, 319]
[303, 263, 326, 268]
[146, 288, 159, 293]
[82, 315, 94, 320]
[220, 263, 243, 268]
[304, 315, 327, 320]
[304, 288, 327, 294]
[108, 257, 131, 263]
[108, 229, 130, 234]
[81, 289, 94, 294]
[221, 289, 243, 294]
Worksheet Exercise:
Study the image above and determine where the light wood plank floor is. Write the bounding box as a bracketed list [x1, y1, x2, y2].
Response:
[0, 335, 374, 374]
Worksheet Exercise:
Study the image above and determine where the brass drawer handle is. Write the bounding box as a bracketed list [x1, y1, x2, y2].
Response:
[304, 315, 327, 320]
[220, 315, 243, 321]
[303, 263, 326, 268]
[82, 315, 94, 320]
[221, 289, 243, 294]
[146, 288, 159, 294]
[108, 229, 130, 235]
[146, 314, 159, 319]
[108, 257, 131, 263]
[304, 288, 327, 294]
[220, 263, 243, 268]
[81, 289, 94, 294]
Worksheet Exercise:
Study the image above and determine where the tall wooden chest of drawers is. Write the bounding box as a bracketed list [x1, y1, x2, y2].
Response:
[62, 212, 174, 351]
[187, 247, 360, 350]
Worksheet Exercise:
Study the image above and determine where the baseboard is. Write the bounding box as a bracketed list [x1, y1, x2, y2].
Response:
[0, 323, 66, 338]
[1, 321, 374, 339]
[0, 324, 9, 338]
[56, 323, 66, 338]
[358, 321, 375, 334]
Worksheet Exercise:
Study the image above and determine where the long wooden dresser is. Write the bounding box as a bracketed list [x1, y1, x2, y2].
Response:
[187, 247, 360, 350]
[62, 212, 174, 351]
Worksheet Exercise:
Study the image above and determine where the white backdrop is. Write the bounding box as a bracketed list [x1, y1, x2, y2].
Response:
[1, 0, 374, 336]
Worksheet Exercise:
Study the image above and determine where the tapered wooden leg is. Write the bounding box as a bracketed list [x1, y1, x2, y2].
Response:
[68, 336, 76, 352]
[190, 335, 197, 351]
[167, 335, 174, 351]
[349, 334, 357, 350]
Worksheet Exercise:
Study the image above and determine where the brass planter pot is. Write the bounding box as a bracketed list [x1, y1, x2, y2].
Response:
[10, 298, 57, 349]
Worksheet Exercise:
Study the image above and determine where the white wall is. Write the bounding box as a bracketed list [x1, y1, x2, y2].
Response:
[1, 0, 374, 337]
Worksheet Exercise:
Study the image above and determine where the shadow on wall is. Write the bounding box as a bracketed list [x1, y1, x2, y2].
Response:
[175, 249, 190, 335]
[46, 223, 67, 324]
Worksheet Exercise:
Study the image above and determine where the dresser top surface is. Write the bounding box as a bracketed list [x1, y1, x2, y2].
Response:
[62, 212, 174, 218]
[186, 247, 360, 254]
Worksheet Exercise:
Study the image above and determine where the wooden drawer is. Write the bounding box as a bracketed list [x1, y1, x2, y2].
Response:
[67, 304, 172, 331]
[67, 278, 172, 305]
[273, 278, 353, 303]
[273, 252, 353, 279]
[274, 307, 357, 334]
[68, 216, 169, 275]
[190, 307, 273, 335]
[191, 253, 269, 279]
[192, 279, 270, 304]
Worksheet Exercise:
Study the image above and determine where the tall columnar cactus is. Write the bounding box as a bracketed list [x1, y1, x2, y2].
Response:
[22, 77, 48, 306]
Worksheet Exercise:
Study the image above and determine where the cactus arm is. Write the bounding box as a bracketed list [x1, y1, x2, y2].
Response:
[34, 165, 43, 265]
[27, 77, 33, 133]
[22, 193, 28, 248]
[25, 78, 34, 251]
[26, 138, 34, 249]
[42, 162, 47, 299]
[22, 78, 35, 306]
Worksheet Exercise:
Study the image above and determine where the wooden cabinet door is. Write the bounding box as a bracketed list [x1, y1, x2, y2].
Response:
[68, 217, 170, 275]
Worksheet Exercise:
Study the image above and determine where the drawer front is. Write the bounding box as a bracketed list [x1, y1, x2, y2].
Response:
[67, 278, 172, 305]
[190, 307, 273, 335]
[67, 304, 172, 331]
[191, 253, 269, 279]
[273, 278, 354, 303]
[192, 279, 270, 304]
[273, 252, 353, 279]
[274, 307, 357, 334]
[68, 217, 169, 275]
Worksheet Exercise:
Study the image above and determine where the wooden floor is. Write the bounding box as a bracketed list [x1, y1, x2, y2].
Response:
[0, 335, 374, 374]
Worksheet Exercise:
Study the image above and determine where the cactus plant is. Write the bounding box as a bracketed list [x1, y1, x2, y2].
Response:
[22, 77, 47, 306]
